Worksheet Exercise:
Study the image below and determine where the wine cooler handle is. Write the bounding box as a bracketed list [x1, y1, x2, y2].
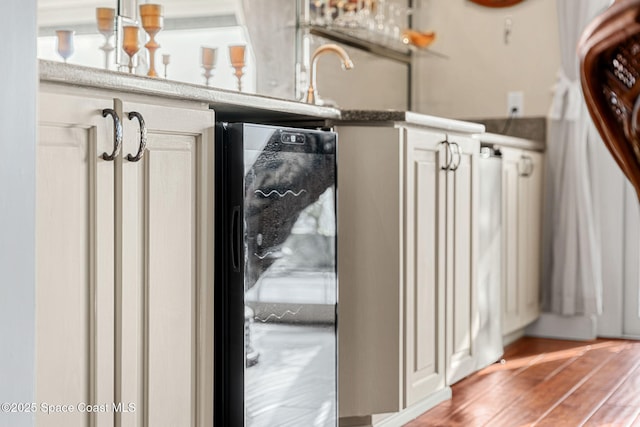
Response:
[101, 108, 122, 161]
[231, 206, 241, 272]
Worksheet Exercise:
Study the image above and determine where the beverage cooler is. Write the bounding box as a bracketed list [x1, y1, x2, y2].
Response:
[214, 123, 338, 427]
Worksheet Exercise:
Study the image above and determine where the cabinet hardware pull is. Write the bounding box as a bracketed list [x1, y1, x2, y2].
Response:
[519, 155, 533, 177]
[526, 156, 534, 176]
[101, 108, 122, 161]
[441, 140, 453, 170]
[126, 112, 147, 162]
[450, 142, 462, 171]
[518, 156, 525, 176]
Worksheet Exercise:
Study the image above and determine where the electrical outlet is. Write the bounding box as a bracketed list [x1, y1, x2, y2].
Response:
[507, 91, 524, 117]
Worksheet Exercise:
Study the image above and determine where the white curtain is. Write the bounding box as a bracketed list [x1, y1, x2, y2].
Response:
[542, 0, 611, 316]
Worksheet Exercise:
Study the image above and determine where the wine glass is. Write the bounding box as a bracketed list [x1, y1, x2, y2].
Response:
[334, 1, 347, 27]
[122, 25, 140, 74]
[139, 4, 163, 77]
[96, 8, 115, 69]
[311, 0, 325, 26]
[201, 47, 217, 86]
[374, 0, 388, 38]
[162, 54, 170, 78]
[228, 45, 246, 92]
[55, 30, 75, 63]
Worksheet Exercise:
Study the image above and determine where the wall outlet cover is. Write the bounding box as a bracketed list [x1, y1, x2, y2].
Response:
[507, 91, 524, 117]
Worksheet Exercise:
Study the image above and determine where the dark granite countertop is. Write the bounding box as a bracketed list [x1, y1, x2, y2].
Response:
[339, 109, 407, 122]
[465, 117, 546, 144]
[338, 110, 486, 134]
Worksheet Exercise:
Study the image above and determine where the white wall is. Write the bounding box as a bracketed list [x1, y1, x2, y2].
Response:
[312, 39, 410, 110]
[412, 0, 560, 119]
[0, 0, 37, 426]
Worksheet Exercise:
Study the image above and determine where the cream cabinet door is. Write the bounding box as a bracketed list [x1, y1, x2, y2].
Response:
[518, 151, 543, 326]
[403, 128, 447, 406]
[36, 92, 117, 427]
[501, 148, 521, 335]
[501, 148, 543, 335]
[118, 101, 215, 427]
[445, 135, 479, 385]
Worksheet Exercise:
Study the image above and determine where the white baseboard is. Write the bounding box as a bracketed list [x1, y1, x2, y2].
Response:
[339, 388, 452, 427]
[525, 313, 598, 341]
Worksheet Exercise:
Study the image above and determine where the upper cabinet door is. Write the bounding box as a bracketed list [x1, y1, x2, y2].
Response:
[404, 127, 448, 406]
[37, 91, 117, 427]
[118, 100, 215, 427]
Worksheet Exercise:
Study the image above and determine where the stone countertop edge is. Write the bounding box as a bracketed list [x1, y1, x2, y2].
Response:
[473, 132, 545, 152]
[40, 61, 490, 135]
[338, 110, 486, 134]
[39, 60, 341, 120]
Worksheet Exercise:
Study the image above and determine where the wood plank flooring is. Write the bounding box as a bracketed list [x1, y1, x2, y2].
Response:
[406, 337, 640, 427]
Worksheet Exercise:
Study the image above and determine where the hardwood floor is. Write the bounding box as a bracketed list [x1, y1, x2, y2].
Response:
[406, 337, 640, 427]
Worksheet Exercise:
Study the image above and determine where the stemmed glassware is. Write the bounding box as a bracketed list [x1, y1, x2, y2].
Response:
[373, 0, 388, 36]
[357, 0, 374, 31]
[139, 4, 164, 77]
[96, 8, 115, 69]
[201, 47, 217, 86]
[311, 0, 324, 26]
[122, 25, 140, 74]
[55, 30, 75, 63]
[343, 2, 360, 28]
[162, 54, 170, 78]
[229, 45, 246, 92]
[307, 0, 414, 48]
[386, 3, 400, 40]
[333, 0, 347, 27]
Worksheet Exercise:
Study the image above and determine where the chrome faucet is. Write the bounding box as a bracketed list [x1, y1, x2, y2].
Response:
[304, 44, 354, 105]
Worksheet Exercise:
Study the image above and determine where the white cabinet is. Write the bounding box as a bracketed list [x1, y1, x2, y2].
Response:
[501, 147, 544, 337]
[442, 134, 479, 386]
[37, 91, 116, 427]
[405, 128, 479, 391]
[404, 129, 447, 407]
[337, 123, 479, 422]
[36, 89, 215, 427]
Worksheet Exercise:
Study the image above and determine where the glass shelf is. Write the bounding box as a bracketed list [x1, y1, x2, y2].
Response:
[305, 24, 412, 64]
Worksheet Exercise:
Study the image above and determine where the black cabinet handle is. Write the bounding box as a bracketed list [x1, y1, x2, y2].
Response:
[101, 108, 122, 161]
[126, 111, 147, 162]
